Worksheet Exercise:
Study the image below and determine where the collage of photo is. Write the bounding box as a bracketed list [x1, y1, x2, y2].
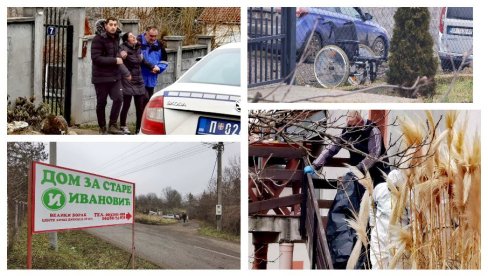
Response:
[4, 4, 482, 272]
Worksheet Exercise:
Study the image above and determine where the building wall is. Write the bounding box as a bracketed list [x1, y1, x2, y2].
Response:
[7, 18, 35, 100]
[203, 25, 241, 46]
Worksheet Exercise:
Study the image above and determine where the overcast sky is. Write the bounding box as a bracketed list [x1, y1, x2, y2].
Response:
[47, 142, 239, 197]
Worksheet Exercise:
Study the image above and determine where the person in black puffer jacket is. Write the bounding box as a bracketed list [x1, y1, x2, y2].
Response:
[91, 17, 124, 134]
[118, 32, 155, 134]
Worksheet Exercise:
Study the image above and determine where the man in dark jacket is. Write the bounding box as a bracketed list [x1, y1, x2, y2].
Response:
[91, 17, 124, 134]
[304, 110, 390, 186]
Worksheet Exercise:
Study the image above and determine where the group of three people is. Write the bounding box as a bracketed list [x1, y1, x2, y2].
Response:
[91, 17, 168, 134]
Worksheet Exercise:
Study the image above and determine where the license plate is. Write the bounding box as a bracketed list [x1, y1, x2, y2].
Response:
[197, 117, 240, 135]
[447, 26, 473, 36]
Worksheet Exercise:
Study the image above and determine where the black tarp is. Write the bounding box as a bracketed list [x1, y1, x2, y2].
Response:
[325, 172, 367, 269]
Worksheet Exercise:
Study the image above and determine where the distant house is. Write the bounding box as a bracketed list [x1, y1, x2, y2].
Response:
[197, 7, 240, 46]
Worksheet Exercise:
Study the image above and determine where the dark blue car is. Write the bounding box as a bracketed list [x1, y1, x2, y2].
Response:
[295, 7, 390, 62]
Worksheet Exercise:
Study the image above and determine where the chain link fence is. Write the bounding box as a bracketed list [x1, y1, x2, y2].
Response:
[276, 7, 473, 88]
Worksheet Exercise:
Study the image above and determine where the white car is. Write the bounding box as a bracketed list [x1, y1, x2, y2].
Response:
[438, 7, 473, 71]
[140, 43, 241, 135]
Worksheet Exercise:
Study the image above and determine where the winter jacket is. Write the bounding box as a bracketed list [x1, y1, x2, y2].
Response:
[313, 119, 390, 186]
[137, 33, 168, 88]
[119, 42, 151, 96]
[91, 19, 122, 84]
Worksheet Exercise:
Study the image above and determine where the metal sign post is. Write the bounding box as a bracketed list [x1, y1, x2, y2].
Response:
[27, 163, 33, 269]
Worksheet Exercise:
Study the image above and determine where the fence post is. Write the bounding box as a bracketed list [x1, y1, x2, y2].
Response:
[282, 7, 296, 85]
[65, 8, 85, 125]
[196, 35, 213, 54]
[32, 8, 44, 105]
[119, 19, 140, 35]
[165, 36, 185, 80]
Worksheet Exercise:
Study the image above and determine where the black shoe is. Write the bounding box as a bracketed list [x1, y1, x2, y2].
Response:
[108, 125, 124, 135]
[99, 126, 107, 135]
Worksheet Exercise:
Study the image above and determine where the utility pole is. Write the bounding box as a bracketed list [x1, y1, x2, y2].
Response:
[212, 142, 224, 231]
[49, 142, 58, 251]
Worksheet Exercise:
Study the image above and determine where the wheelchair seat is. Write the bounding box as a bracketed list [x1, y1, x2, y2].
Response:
[332, 21, 359, 61]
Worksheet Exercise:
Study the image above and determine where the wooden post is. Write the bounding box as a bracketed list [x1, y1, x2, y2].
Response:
[132, 221, 135, 269]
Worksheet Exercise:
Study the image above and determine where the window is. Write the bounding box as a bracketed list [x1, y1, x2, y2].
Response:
[338, 7, 362, 19]
[178, 48, 240, 86]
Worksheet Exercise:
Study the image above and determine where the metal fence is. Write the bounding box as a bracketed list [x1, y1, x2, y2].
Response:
[247, 7, 296, 88]
[42, 7, 74, 124]
[249, 7, 473, 88]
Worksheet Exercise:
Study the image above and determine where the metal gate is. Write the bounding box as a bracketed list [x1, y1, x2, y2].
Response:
[42, 7, 73, 124]
[248, 7, 296, 88]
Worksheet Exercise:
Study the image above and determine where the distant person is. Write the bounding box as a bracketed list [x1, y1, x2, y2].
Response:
[137, 26, 168, 108]
[91, 17, 124, 134]
[182, 212, 187, 223]
[118, 32, 158, 134]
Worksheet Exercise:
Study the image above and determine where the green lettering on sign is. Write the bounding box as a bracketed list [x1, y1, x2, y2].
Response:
[41, 188, 66, 211]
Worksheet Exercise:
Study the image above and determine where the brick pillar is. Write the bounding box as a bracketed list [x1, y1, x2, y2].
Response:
[369, 110, 388, 145]
[196, 34, 214, 54]
[119, 19, 139, 36]
[164, 36, 184, 80]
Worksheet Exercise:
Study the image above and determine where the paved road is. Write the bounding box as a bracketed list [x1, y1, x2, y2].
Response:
[86, 221, 240, 269]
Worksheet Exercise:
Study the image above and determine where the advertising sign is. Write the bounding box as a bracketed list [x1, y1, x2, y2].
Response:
[31, 162, 135, 233]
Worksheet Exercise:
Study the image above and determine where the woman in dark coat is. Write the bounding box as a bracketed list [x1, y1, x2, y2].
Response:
[119, 32, 153, 134]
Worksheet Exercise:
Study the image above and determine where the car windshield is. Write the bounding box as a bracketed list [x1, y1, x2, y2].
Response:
[447, 7, 473, 20]
[178, 48, 240, 86]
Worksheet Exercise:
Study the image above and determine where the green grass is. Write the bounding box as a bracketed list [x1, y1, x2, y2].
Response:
[7, 223, 160, 269]
[135, 213, 178, 225]
[332, 72, 472, 103]
[428, 74, 473, 103]
[197, 225, 240, 243]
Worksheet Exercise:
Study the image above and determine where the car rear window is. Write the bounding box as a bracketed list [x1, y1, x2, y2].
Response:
[178, 48, 240, 87]
[447, 7, 473, 20]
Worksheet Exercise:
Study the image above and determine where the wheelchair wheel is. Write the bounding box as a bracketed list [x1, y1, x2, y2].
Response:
[314, 45, 350, 88]
[348, 45, 376, 86]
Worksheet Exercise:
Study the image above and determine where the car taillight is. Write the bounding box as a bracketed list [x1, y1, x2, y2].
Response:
[439, 7, 447, 33]
[141, 95, 166, 134]
[296, 7, 309, 18]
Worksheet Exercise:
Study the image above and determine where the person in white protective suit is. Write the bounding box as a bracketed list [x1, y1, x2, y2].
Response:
[369, 169, 409, 269]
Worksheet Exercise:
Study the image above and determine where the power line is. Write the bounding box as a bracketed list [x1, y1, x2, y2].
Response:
[98, 143, 151, 171]
[112, 144, 211, 177]
[115, 146, 209, 177]
[100, 143, 175, 174]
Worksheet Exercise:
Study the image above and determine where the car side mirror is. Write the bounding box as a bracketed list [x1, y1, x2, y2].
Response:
[364, 13, 373, 21]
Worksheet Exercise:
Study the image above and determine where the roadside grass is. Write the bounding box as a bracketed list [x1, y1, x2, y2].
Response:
[7, 223, 160, 269]
[427, 74, 473, 103]
[197, 224, 240, 243]
[135, 213, 178, 225]
[323, 71, 472, 103]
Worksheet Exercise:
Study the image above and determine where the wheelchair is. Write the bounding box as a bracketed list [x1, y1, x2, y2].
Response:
[313, 21, 385, 88]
